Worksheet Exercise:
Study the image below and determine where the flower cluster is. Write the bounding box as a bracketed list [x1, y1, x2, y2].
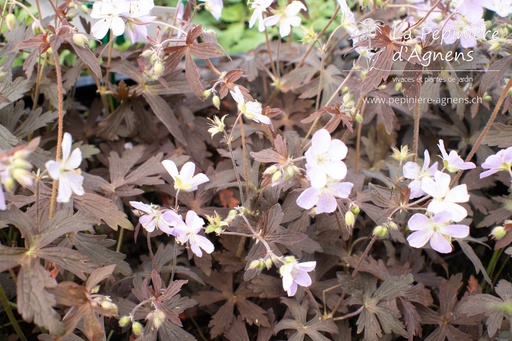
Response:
[90, 0, 155, 43]
[0, 138, 39, 210]
[296, 129, 353, 214]
[130, 160, 213, 257]
[403, 140, 473, 253]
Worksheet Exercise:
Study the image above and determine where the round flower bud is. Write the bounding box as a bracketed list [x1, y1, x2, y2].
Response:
[394, 82, 402, 91]
[4, 177, 15, 193]
[249, 259, 262, 269]
[355, 113, 363, 123]
[264, 165, 278, 175]
[119, 316, 132, 327]
[350, 204, 360, 215]
[373, 225, 388, 238]
[212, 95, 221, 109]
[72, 34, 89, 48]
[5, 13, 16, 30]
[491, 226, 507, 240]
[203, 89, 212, 99]
[152, 310, 165, 329]
[80, 4, 89, 14]
[132, 321, 144, 336]
[387, 221, 398, 230]
[264, 258, 272, 269]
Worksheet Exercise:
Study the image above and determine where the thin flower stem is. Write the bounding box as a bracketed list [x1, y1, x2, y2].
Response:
[205, 58, 222, 77]
[322, 284, 342, 316]
[239, 115, 250, 201]
[116, 228, 124, 253]
[412, 80, 422, 163]
[452, 77, 512, 185]
[223, 127, 245, 204]
[147, 232, 154, 261]
[332, 305, 364, 321]
[297, 5, 341, 69]
[333, 209, 344, 238]
[342, 95, 366, 142]
[0, 282, 27, 341]
[484, 248, 504, 289]
[48, 45, 65, 219]
[220, 231, 254, 238]
[175, 189, 180, 211]
[170, 238, 178, 281]
[314, 49, 326, 113]
[352, 235, 378, 277]
[264, 28, 278, 79]
[240, 214, 273, 255]
[355, 102, 367, 172]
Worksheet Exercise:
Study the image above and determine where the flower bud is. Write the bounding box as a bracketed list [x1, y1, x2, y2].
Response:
[31, 22, 42, 35]
[354, 113, 363, 123]
[153, 60, 164, 78]
[203, 89, 212, 99]
[80, 4, 89, 14]
[483, 92, 493, 102]
[119, 316, 132, 327]
[350, 204, 360, 215]
[152, 310, 165, 329]
[387, 221, 398, 230]
[132, 321, 144, 336]
[5, 13, 16, 30]
[264, 165, 278, 175]
[342, 86, 349, 94]
[491, 226, 507, 240]
[264, 257, 272, 269]
[489, 40, 501, 52]
[373, 225, 388, 238]
[345, 211, 355, 228]
[4, 177, 15, 193]
[394, 82, 402, 91]
[285, 164, 299, 179]
[72, 34, 89, 48]
[249, 260, 262, 269]
[212, 95, 221, 109]
[271, 170, 282, 184]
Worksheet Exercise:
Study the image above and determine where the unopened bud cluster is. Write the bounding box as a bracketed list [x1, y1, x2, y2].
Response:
[263, 160, 300, 187]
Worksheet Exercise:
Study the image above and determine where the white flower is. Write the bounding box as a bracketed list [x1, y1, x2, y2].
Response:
[279, 256, 316, 296]
[479, 146, 512, 179]
[304, 129, 348, 188]
[161, 160, 209, 192]
[407, 211, 469, 253]
[129, 201, 181, 234]
[296, 169, 353, 214]
[249, 0, 274, 32]
[403, 150, 438, 199]
[90, 0, 130, 39]
[230, 86, 271, 124]
[421, 171, 470, 222]
[200, 0, 223, 20]
[438, 139, 475, 173]
[45, 133, 84, 203]
[174, 210, 215, 257]
[263, 1, 306, 38]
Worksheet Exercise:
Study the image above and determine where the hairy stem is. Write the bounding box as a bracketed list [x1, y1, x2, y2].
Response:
[355, 102, 367, 172]
[352, 235, 378, 277]
[48, 45, 65, 219]
[332, 305, 364, 321]
[0, 282, 27, 341]
[239, 115, 250, 202]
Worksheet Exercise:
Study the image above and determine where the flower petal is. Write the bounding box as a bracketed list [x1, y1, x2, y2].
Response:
[296, 187, 320, 210]
[316, 191, 337, 214]
[429, 231, 452, 253]
[162, 160, 179, 179]
[407, 229, 432, 248]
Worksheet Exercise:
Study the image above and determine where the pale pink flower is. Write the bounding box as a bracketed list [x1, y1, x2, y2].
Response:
[230, 86, 271, 124]
[263, 1, 306, 38]
[45, 133, 84, 203]
[296, 170, 353, 214]
[200, 0, 223, 20]
[407, 211, 469, 253]
[441, 14, 486, 48]
[125, 0, 155, 43]
[421, 171, 470, 222]
[249, 0, 274, 32]
[304, 129, 348, 189]
[129, 201, 181, 234]
[90, 0, 130, 39]
[162, 160, 209, 192]
[279, 256, 316, 296]
[403, 150, 438, 199]
[438, 139, 475, 173]
[479, 147, 512, 179]
[454, 0, 484, 24]
[174, 210, 214, 257]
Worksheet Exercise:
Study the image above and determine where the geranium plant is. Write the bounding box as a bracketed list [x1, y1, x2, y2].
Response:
[1, 0, 512, 340]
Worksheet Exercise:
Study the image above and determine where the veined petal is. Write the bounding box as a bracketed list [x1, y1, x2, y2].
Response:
[195, 235, 215, 254]
[328, 140, 348, 160]
[263, 14, 281, 27]
[316, 191, 337, 214]
[296, 261, 316, 272]
[129, 201, 153, 214]
[307, 166, 327, 189]
[285, 1, 307, 16]
[445, 184, 469, 203]
[287, 282, 298, 296]
[140, 215, 156, 232]
[407, 213, 430, 231]
[429, 231, 452, 253]
[407, 229, 432, 248]
[296, 187, 320, 210]
[186, 211, 205, 232]
[189, 242, 203, 257]
[282, 272, 293, 291]
[191, 173, 209, 188]
[328, 181, 353, 199]
[279, 21, 291, 37]
[293, 271, 312, 286]
[180, 162, 196, 181]
[325, 161, 347, 180]
[439, 223, 470, 239]
[310, 129, 331, 154]
[403, 162, 420, 179]
[67, 172, 85, 196]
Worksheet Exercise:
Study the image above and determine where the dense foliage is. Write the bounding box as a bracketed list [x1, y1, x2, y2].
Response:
[1, 0, 512, 340]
